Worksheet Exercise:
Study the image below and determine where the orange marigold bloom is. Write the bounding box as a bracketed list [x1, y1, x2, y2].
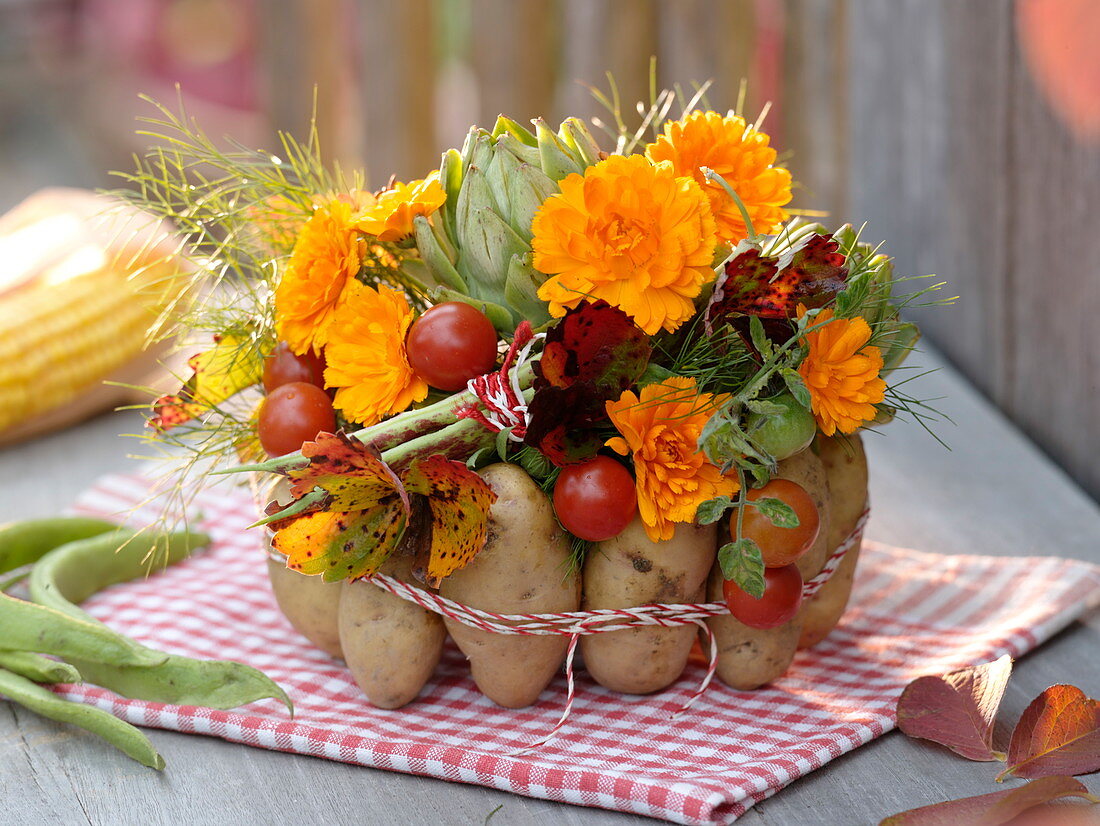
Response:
[354, 173, 446, 242]
[531, 154, 717, 335]
[797, 308, 886, 436]
[275, 199, 362, 355]
[606, 376, 738, 542]
[645, 110, 792, 244]
[323, 281, 428, 426]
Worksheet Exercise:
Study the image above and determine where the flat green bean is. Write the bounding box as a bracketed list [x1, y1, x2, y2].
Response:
[0, 650, 81, 684]
[0, 667, 164, 769]
[0, 517, 118, 575]
[0, 591, 168, 666]
[30, 531, 293, 713]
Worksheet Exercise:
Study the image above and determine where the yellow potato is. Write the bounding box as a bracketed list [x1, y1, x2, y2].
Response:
[266, 553, 345, 659]
[439, 464, 580, 708]
[339, 554, 446, 709]
[703, 562, 801, 689]
[581, 518, 716, 694]
[797, 434, 868, 649]
[774, 447, 832, 580]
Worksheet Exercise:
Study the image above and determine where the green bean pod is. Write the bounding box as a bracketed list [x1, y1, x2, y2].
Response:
[0, 651, 81, 684]
[0, 668, 164, 769]
[0, 516, 118, 575]
[0, 591, 168, 666]
[30, 531, 293, 713]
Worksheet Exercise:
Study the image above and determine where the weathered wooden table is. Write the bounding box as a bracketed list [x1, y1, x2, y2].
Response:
[2, 345, 1098, 825]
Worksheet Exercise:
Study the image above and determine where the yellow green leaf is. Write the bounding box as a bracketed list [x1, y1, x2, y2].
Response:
[287, 431, 408, 511]
[273, 502, 408, 582]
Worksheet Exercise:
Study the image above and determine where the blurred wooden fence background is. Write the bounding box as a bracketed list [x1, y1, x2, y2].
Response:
[15, 0, 1091, 500]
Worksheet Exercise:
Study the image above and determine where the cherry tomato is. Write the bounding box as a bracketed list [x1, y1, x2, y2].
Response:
[723, 563, 804, 629]
[263, 342, 326, 392]
[552, 455, 637, 541]
[257, 381, 336, 456]
[405, 302, 499, 391]
[732, 478, 820, 568]
[745, 393, 816, 461]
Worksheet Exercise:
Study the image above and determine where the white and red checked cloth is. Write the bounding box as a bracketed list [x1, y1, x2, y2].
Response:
[60, 473, 1100, 826]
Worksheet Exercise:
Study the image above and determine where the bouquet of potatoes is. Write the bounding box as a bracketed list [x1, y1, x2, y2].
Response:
[138, 85, 941, 710]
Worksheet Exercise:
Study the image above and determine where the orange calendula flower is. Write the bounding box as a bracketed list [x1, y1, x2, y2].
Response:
[606, 376, 738, 542]
[797, 308, 886, 436]
[275, 199, 362, 355]
[354, 173, 446, 242]
[645, 110, 792, 244]
[532, 154, 718, 335]
[323, 281, 428, 426]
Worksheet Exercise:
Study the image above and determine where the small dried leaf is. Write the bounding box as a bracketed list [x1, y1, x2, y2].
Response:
[402, 455, 497, 585]
[896, 655, 1013, 761]
[536, 300, 651, 396]
[272, 502, 409, 582]
[148, 334, 262, 430]
[287, 431, 408, 511]
[1003, 685, 1100, 780]
[878, 776, 1099, 826]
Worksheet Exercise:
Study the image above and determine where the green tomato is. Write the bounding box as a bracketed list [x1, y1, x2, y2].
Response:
[746, 394, 817, 461]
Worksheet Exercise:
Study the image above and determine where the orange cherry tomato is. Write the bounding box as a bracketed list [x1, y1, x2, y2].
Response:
[732, 478, 820, 568]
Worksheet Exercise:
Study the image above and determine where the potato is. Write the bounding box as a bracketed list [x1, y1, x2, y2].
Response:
[438, 463, 580, 708]
[266, 552, 345, 659]
[338, 554, 446, 709]
[775, 446, 832, 581]
[798, 434, 868, 649]
[582, 517, 716, 694]
[703, 562, 801, 689]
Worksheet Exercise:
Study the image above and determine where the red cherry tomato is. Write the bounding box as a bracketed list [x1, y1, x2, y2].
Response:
[723, 564, 804, 629]
[405, 302, 498, 391]
[257, 381, 336, 456]
[263, 342, 326, 392]
[733, 478, 820, 568]
[552, 456, 637, 541]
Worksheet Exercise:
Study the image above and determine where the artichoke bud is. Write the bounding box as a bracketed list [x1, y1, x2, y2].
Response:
[439, 147, 464, 235]
[491, 115, 538, 147]
[483, 144, 521, 220]
[431, 286, 515, 335]
[413, 214, 466, 293]
[557, 117, 602, 167]
[493, 130, 542, 167]
[459, 206, 529, 299]
[506, 163, 556, 242]
[504, 253, 551, 326]
[534, 118, 583, 181]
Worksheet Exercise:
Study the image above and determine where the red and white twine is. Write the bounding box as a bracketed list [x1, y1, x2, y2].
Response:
[458, 321, 543, 442]
[358, 508, 870, 751]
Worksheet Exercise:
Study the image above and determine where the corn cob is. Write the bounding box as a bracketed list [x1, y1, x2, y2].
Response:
[0, 188, 186, 437]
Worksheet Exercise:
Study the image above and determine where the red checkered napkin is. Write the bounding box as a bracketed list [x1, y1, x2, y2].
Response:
[61, 474, 1100, 825]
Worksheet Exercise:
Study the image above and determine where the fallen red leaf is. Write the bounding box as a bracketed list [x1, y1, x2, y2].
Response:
[1002, 685, 1100, 780]
[896, 655, 1013, 761]
[879, 776, 1099, 826]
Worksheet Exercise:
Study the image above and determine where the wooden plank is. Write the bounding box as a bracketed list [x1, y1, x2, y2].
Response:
[1005, 20, 1100, 500]
[840, 0, 1015, 406]
[557, 0, 659, 129]
[470, 0, 560, 127]
[357, 0, 437, 186]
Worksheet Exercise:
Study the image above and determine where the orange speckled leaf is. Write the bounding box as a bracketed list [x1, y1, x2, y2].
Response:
[401, 454, 497, 584]
[272, 501, 409, 582]
[1003, 685, 1100, 779]
[288, 431, 408, 512]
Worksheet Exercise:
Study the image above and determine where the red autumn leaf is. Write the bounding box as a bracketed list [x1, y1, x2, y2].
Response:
[285, 431, 407, 511]
[399, 454, 497, 586]
[1001, 685, 1100, 780]
[272, 502, 409, 582]
[706, 233, 848, 326]
[536, 300, 651, 396]
[878, 776, 1099, 826]
[896, 655, 1013, 761]
[526, 302, 649, 466]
